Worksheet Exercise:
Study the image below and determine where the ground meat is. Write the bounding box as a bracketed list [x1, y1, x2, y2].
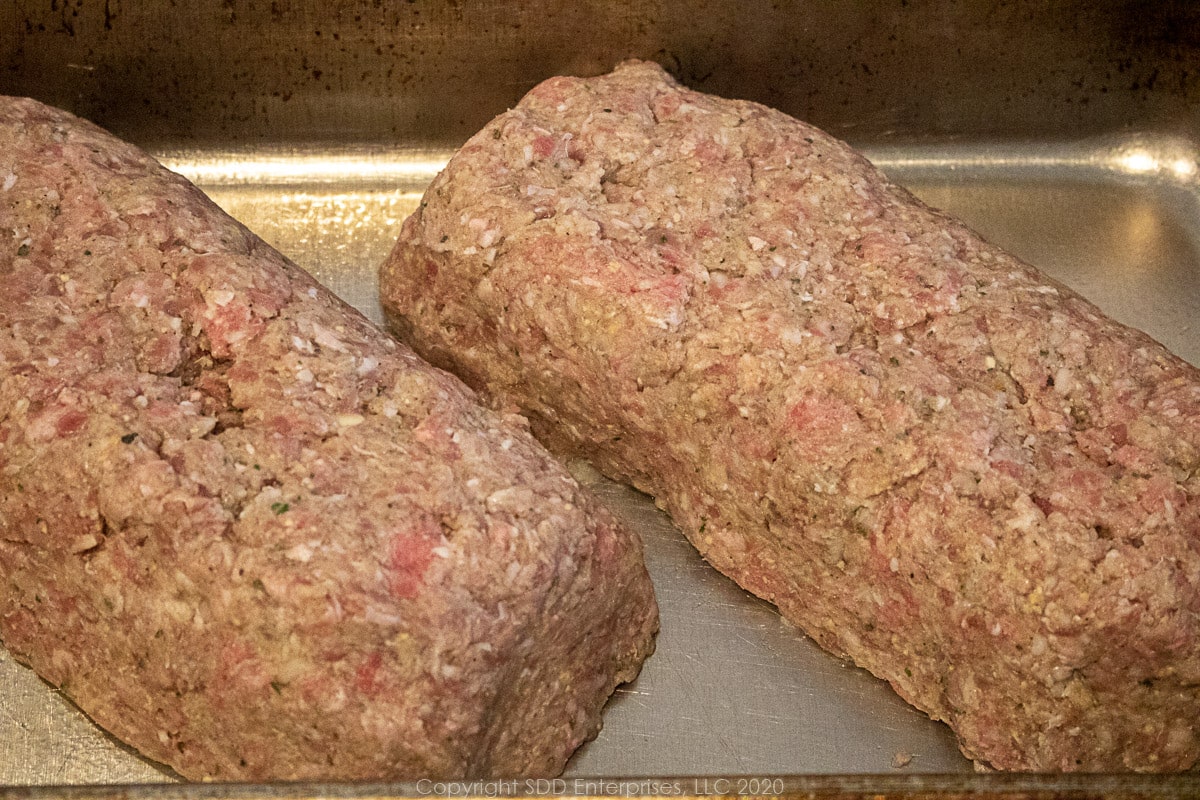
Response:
[0, 96, 657, 781]
[380, 61, 1200, 771]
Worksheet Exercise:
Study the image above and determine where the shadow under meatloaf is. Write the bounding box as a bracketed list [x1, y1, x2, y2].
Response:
[380, 61, 1200, 772]
[0, 97, 657, 781]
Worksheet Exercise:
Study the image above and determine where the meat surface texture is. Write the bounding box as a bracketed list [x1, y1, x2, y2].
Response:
[0, 97, 657, 781]
[380, 61, 1200, 771]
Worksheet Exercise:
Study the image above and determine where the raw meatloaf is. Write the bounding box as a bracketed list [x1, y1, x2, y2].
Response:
[0, 97, 657, 781]
[380, 61, 1200, 771]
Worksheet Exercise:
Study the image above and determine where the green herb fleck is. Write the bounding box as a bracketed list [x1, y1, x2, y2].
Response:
[17, 243, 29, 257]
[271, 502, 290, 515]
[252, 579, 267, 593]
[84, 250, 92, 256]
[120, 432, 138, 444]
[491, 128, 502, 140]
[888, 356, 900, 367]
[252, 463, 261, 471]
[905, 667, 913, 677]
[270, 680, 287, 694]
[699, 518, 708, 534]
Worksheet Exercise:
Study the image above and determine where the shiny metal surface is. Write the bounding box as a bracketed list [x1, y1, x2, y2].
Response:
[1, 137, 1198, 785]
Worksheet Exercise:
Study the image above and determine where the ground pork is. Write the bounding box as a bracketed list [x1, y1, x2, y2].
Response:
[0, 96, 657, 781]
[381, 61, 1199, 771]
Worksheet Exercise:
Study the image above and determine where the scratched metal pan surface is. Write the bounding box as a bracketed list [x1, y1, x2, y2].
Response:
[1, 138, 1199, 785]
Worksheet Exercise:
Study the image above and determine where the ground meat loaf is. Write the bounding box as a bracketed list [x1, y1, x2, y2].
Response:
[0, 97, 657, 781]
[380, 61, 1200, 771]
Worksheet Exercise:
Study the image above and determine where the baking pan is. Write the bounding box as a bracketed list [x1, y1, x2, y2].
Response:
[5, 775, 1200, 800]
[2, 0, 1199, 793]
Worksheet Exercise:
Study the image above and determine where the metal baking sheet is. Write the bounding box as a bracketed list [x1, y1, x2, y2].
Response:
[1, 135, 1198, 785]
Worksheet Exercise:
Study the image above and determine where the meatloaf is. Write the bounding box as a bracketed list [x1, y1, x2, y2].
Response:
[380, 61, 1200, 771]
[0, 96, 657, 781]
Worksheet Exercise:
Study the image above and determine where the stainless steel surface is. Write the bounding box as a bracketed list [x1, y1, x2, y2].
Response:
[1, 137, 1198, 784]
[1, 776, 1199, 800]
[4, 775, 1200, 800]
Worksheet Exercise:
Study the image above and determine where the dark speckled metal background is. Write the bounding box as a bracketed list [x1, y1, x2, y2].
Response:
[3, 1, 1200, 147]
